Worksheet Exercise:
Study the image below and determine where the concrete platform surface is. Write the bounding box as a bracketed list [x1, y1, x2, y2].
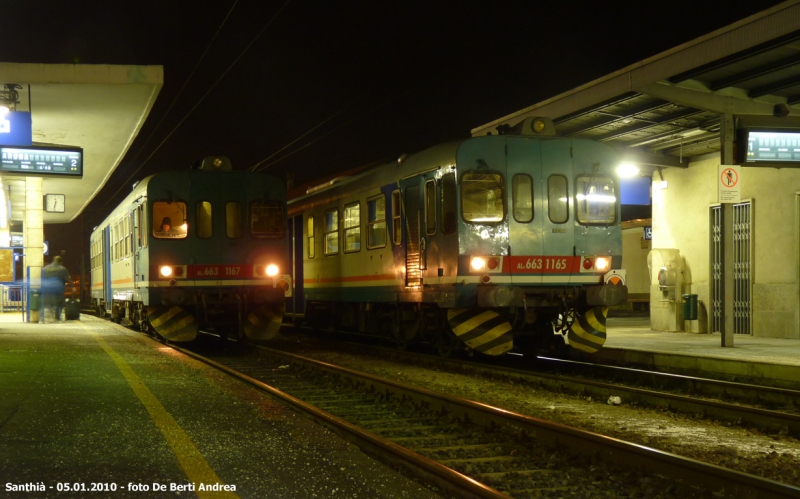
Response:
[592, 315, 800, 388]
[0, 316, 438, 499]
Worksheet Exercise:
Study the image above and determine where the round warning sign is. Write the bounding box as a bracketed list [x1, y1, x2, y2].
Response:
[720, 167, 738, 187]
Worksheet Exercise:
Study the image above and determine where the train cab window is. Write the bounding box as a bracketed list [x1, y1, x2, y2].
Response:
[512, 174, 534, 223]
[425, 180, 436, 236]
[391, 190, 402, 245]
[196, 201, 213, 239]
[441, 173, 457, 235]
[547, 175, 569, 224]
[343, 202, 361, 253]
[250, 201, 284, 239]
[575, 175, 616, 225]
[367, 195, 386, 249]
[152, 202, 188, 239]
[226, 202, 243, 238]
[307, 215, 315, 258]
[324, 209, 339, 255]
[461, 172, 505, 223]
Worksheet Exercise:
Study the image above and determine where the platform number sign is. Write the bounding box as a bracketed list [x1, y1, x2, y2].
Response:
[718, 165, 741, 203]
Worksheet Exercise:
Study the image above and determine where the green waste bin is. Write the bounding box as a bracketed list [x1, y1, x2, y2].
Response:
[30, 288, 42, 323]
[682, 294, 698, 321]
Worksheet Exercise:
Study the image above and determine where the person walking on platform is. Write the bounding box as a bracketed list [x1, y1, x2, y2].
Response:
[42, 256, 71, 323]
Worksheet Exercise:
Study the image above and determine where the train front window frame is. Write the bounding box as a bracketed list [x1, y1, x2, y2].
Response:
[250, 201, 284, 239]
[196, 201, 213, 239]
[461, 172, 505, 223]
[225, 202, 243, 239]
[324, 208, 339, 255]
[547, 175, 569, 224]
[343, 202, 361, 253]
[152, 201, 188, 239]
[441, 173, 457, 235]
[575, 175, 617, 225]
[367, 194, 386, 249]
[512, 174, 534, 223]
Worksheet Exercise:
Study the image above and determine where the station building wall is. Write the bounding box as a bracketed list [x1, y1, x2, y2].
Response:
[652, 155, 800, 339]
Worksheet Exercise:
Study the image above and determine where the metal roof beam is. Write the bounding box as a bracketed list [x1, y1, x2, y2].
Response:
[788, 93, 800, 106]
[592, 108, 704, 142]
[638, 82, 800, 115]
[709, 52, 800, 90]
[615, 149, 688, 168]
[670, 29, 800, 83]
[748, 74, 800, 98]
[552, 92, 639, 124]
[564, 100, 673, 137]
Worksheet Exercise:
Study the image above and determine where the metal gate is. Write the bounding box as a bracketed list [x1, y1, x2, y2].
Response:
[709, 202, 752, 335]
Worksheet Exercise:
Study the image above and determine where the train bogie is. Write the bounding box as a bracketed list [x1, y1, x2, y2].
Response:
[287, 119, 627, 355]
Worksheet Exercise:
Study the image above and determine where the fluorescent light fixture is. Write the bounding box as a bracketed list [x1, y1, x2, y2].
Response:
[576, 193, 617, 203]
[616, 162, 639, 177]
[0, 106, 8, 116]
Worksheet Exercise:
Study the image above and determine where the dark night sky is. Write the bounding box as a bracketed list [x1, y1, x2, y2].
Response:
[0, 0, 784, 271]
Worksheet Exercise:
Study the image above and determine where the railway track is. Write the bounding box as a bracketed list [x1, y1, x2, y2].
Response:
[169, 340, 800, 499]
[282, 328, 800, 438]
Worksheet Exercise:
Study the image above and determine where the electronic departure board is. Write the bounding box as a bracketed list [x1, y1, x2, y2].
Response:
[746, 131, 800, 163]
[0, 145, 83, 178]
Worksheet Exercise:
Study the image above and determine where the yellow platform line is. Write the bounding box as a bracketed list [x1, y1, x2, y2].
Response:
[82, 323, 239, 499]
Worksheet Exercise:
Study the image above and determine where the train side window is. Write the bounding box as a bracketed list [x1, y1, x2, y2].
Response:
[125, 214, 132, 257]
[324, 209, 339, 255]
[425, 180, 436, 236]
[307, 215, 315, 259]
[441, 173, 456, 235]
[225, 202, 243, 238]
[153, 202, 188, 239]
[547, 175, 569, 224]
[196, 201, 213, 239]
[367, 195, 386, 249]
[392, 190, 402, 245]
[343, 202, 361, 253]
[250, 201, 284, 239]
[575, 175, 616, 225]
[461, 172, 505, 223]
[512, 174, 534, 223]
[114, 221, 120, 261]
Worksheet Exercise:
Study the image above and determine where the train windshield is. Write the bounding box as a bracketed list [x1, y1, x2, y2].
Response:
[461, 172, 505, 223]
[152, 202, 188, 239]
[251, 201, 284, 239]
[575, 175, 617, 225]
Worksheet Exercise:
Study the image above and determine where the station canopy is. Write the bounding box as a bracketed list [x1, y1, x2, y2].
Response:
[472, 1, 800, 168]
[0, 63, 162, 224]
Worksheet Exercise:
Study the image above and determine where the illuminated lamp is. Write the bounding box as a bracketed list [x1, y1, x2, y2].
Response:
[595, 257, 610, 271]
[266, 264, 279, 276]
[160, 266, 173, 277]
[616, 162, 639, 178]
[582, 259, 594, 270]
[0, 105, 8, 116]
[471, 257, 486, 271]
[533, 119, 546, 133]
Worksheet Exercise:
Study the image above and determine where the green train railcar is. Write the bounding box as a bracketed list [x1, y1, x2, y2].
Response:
[285, 118, 628, 355]
[90, 157, 291, 342]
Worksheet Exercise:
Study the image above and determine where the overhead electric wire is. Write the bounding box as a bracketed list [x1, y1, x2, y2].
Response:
[101, 0, 295, 207]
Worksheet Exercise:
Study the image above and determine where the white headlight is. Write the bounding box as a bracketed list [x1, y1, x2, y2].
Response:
[266, 264, 279, 276]
[159, 265, 173, 277]
[595, 257, 610, 271]
[471, 257, 486, 271]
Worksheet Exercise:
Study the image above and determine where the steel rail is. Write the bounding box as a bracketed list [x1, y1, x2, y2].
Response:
[175, 343, 800, 499]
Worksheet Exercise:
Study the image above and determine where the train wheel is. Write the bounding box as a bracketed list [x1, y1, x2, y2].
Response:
[434, 330, 460, 358]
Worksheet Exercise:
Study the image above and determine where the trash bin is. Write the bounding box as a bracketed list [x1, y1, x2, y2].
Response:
[682, 293, 698, 321]
[29, 288, 42, 323]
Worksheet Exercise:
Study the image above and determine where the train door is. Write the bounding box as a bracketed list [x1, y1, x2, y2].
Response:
[540, 139, 575, 284]
[400, 177, 424, 286]
[286, 215, 304, 315]
[132, 200, 147, 294]
[506, 137, 543, 285]
[102, 225, 112, 308]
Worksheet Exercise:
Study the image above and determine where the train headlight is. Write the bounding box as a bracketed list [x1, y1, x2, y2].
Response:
[595, 257, 610, 271]
[471, 257, 486, 271]
[266, 264, 279, 277]
[159, 265, 173, 277]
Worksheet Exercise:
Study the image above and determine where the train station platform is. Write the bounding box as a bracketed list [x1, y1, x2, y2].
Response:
[588, 314, 800, 390]
[0, 314, 436, 499]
